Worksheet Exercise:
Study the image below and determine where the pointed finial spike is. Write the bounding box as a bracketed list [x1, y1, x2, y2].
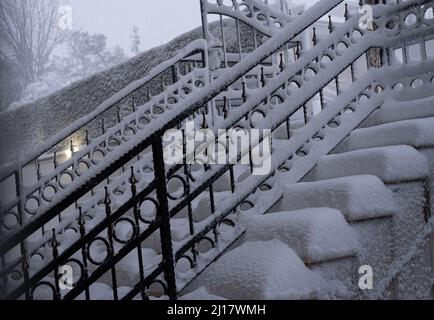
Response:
[242, 81, 247, 103]
[78, 207, 85, 227]
[344, 4, 350, 21]
[85, 130, 90, 145]
[312, 27, 317, 45]
[51, 229, 59, 248]
[328, 15, 333, 33]
[130, 166, 138, 185]
[260, 67, 266, 87]
[53, 151, 58, 169]
[202, 111, 208, 129]
[104, 186, 111, 206]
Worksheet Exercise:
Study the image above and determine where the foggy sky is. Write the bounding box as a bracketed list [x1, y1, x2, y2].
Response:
[68, 0, 319, 55]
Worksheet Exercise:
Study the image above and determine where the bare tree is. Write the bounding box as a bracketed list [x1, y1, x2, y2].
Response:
[0, 0, 66, 87]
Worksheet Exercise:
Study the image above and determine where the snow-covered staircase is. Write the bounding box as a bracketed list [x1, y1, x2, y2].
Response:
[182, 61, 434, 300]
[182, 90, 434, 300]
[1, 0, 434, 300]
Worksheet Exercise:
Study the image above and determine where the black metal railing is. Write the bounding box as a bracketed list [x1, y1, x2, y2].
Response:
[1, 0, 433, 300]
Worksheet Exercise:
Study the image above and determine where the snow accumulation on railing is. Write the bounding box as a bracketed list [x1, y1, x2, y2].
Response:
[0, 40, 208, 182]
[1, 0, 434, 300]
[0, 0, 342, 222]
[201, 0, 295, 37]
[0, 0, 346, 297]
[374, 0, 434, 17]
[1, 0, 430, 265]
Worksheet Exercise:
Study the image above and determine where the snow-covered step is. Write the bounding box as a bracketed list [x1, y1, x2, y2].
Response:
[333, 120, 434, 240]
[308, 145, 429, 184]
[273, 175, 396, 222]
[241, 208, 359, 264]
[269, 175, 396, 297]
[305, 145, 432, 299]
[239, 208, 360, 296]
[184, 240, 348, 300]
[335, 117, 434, 153]
[360, 95, 434, 128]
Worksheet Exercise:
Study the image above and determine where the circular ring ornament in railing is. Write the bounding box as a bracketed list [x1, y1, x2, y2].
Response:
[296, 146, 309, 158]
[122, 126, 137, 141]
[327, 117, 341, 128]
[151, 105, 165, 119]
[166, 96, 178, 106]
[167, 175, 187, 201]
[195, 79, 205, 88]
[250, 110, 266, 128]
[1, 211, 19, 231]
[139, 198, 158, 224]
[239, 200, 254, 211]
[146, 279, 168, 298]
[29, 251, 45, 269]
[220, 217, 237, 227]
[424, 6, 434, 22]
[42, 183, 57, 202]
[25, 196, 40, 215]
[63, 258, 85, 285]
[351, 29, 364, 44]
[176, 254, 196, 273]
[197, 236, 216, 253]
[336, 40, 350, 56]
[31, 281, 56, 300]
[270, 93, 284, 106]
[278, 165, 290, 173]
[59, 171, 74, 189]
[62, 226, 80, 244]
[181, 86, 192, 96]
[91, 149, 106, 165]
[86, 237, 112, 266]
[137, 116, 151, 129]
[75, 160, 90, 176]
[411, 78, 424, 88]
[403, 12, 420, 29]
[358, 92, 372, 104]
[380, 16, 400, 37]
[112, 217, 137, 244]
[343, 104, 356, 114]
[392, 82, 404, 92]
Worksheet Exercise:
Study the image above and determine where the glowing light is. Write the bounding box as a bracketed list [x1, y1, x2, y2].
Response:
[64, 149, 72, 160]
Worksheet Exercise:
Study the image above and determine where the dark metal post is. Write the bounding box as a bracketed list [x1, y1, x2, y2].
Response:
[152, 136, 177, 300]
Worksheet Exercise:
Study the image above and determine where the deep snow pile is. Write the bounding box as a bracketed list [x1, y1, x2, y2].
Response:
[338, 117, 434, 152]
[190, 240, 348, 300]
[312, 145, 429, 183]
[241, 208, 360, 263]
[274, 175, 397, 222]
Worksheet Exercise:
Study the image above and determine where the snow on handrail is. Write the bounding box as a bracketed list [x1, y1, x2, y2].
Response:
[0, 0, 343, 257]
[201, 0, 294, 37]
[374, 0, 434, 17]
[0, 39, 208, 182]
[2, 0, 434, 300]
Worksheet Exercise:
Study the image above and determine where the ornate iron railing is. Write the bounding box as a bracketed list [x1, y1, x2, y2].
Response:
[0, 0, 433, 300]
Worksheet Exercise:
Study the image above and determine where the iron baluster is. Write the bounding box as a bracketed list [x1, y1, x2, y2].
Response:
[152, 137, 177, 300]
[103, 187, 119, 300]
